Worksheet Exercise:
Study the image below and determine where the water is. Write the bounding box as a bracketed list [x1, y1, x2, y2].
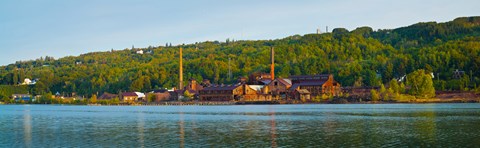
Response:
[1, 104, 479, 147]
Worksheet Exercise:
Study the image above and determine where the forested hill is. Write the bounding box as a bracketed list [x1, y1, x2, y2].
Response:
[1, 16, 479, 97]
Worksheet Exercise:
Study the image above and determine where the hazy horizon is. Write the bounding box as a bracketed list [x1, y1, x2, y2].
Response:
[1, 0, 479, 66]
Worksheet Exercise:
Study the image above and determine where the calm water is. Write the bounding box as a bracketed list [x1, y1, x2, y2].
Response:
[1, 104, 479, 147]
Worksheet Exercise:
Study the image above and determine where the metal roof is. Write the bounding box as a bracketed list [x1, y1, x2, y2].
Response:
[289, 80, 327, 91]
[202, 84, 242, 91]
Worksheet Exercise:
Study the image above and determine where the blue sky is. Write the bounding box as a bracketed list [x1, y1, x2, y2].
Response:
[0, 0, 479, 65]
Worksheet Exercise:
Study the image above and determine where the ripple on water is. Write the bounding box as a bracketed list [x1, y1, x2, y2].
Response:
[0, 104, 479, 147]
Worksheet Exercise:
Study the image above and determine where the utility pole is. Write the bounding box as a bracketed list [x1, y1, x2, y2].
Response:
[270, 47, 275, 80]
[228, 57, 232, 81]
[179, 47, 183, 89]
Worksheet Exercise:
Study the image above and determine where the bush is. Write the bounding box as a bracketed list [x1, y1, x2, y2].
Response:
[370, 89, 380, 102]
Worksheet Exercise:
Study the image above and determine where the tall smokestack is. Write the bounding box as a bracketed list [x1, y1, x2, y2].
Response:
[179, 47, 183, 89]
[270, 47, 274, 80]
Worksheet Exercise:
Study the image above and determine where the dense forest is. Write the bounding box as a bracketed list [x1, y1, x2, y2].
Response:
[1, 16, 479, 98]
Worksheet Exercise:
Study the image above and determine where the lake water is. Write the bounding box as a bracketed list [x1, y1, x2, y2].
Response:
[1, 104, 479, 147]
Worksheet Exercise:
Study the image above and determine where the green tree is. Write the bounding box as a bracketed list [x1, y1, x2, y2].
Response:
[90, 94, 97, 104]
[183, 90, 193, 101]
[332, 28, 349, 38]
[1, 94, 11, 103]
[37, 92, 53, 104]
[111, 97, 120, 105]
[131, 78, 144, 91]
[399, 83, 406, 94]
[389, 79, 400, 93]
[370, 89, 380, 102]
[148, 94, 156, 103]
[379, 84, 387, 100]
[13, 70, 18, 85]
[0, 16, 479, 97]
[354, 77, 363, 87]
[407, 69, 435, 98]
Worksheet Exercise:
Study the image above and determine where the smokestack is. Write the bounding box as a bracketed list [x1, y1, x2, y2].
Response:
[179, 47, 183, 89]
[270, 47, 274, 80]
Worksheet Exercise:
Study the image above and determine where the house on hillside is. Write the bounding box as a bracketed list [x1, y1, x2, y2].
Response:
[21, 78, 38, 85]
[135, 92, 146, 101]
[12, 94, 32, 102]
[121, 92, 138, 102]
[453, 69, 465, 79]
[98, 92, 118, 100]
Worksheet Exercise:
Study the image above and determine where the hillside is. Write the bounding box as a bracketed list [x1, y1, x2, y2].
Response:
[1, 16, 479, 98]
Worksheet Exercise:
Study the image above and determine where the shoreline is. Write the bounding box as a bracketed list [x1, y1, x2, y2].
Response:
[1, 98, 479, 106]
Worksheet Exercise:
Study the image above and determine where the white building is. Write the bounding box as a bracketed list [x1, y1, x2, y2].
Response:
[21, 78, 37, 85]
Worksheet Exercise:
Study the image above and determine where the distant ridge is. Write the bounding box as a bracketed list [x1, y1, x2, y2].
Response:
[1, 16, 479, 97]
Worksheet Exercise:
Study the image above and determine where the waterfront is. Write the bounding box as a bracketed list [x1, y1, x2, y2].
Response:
[1, 104, 479, 147]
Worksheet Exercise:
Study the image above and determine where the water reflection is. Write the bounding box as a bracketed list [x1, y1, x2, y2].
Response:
[179, 111, 184, 148]
[1, 104, 479, 147]
[270, 109, 277, 148]
[137, 111, 145, 148]
[323, 111, 337, 142]
[414, 104, 437, 146]
[23, 108, 32, 148]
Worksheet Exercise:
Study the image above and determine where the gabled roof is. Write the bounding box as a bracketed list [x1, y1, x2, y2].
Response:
[289, 74, 331, 81]
[202, 84, 243, 91]
[135, 92, 145, 98]
[98, 92, 118, 100]
[296, 89, 310, 94]
[260, 80, 272, 85]
[122, 92, 138, 97]
[249, 85, 265, 91]
[276, 78, 292, 86]
[153, 89, 169, 93]
[289, 74, 330, 78]
[290, 80, 327, 91]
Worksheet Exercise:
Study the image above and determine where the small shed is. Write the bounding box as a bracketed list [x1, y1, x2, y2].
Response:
[294, 89, 311, 101]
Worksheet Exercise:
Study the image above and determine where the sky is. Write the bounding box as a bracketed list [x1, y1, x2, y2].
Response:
[0, 0, 479, 66]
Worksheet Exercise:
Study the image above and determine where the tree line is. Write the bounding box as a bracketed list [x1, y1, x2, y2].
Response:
[0, 16, 479, 100]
